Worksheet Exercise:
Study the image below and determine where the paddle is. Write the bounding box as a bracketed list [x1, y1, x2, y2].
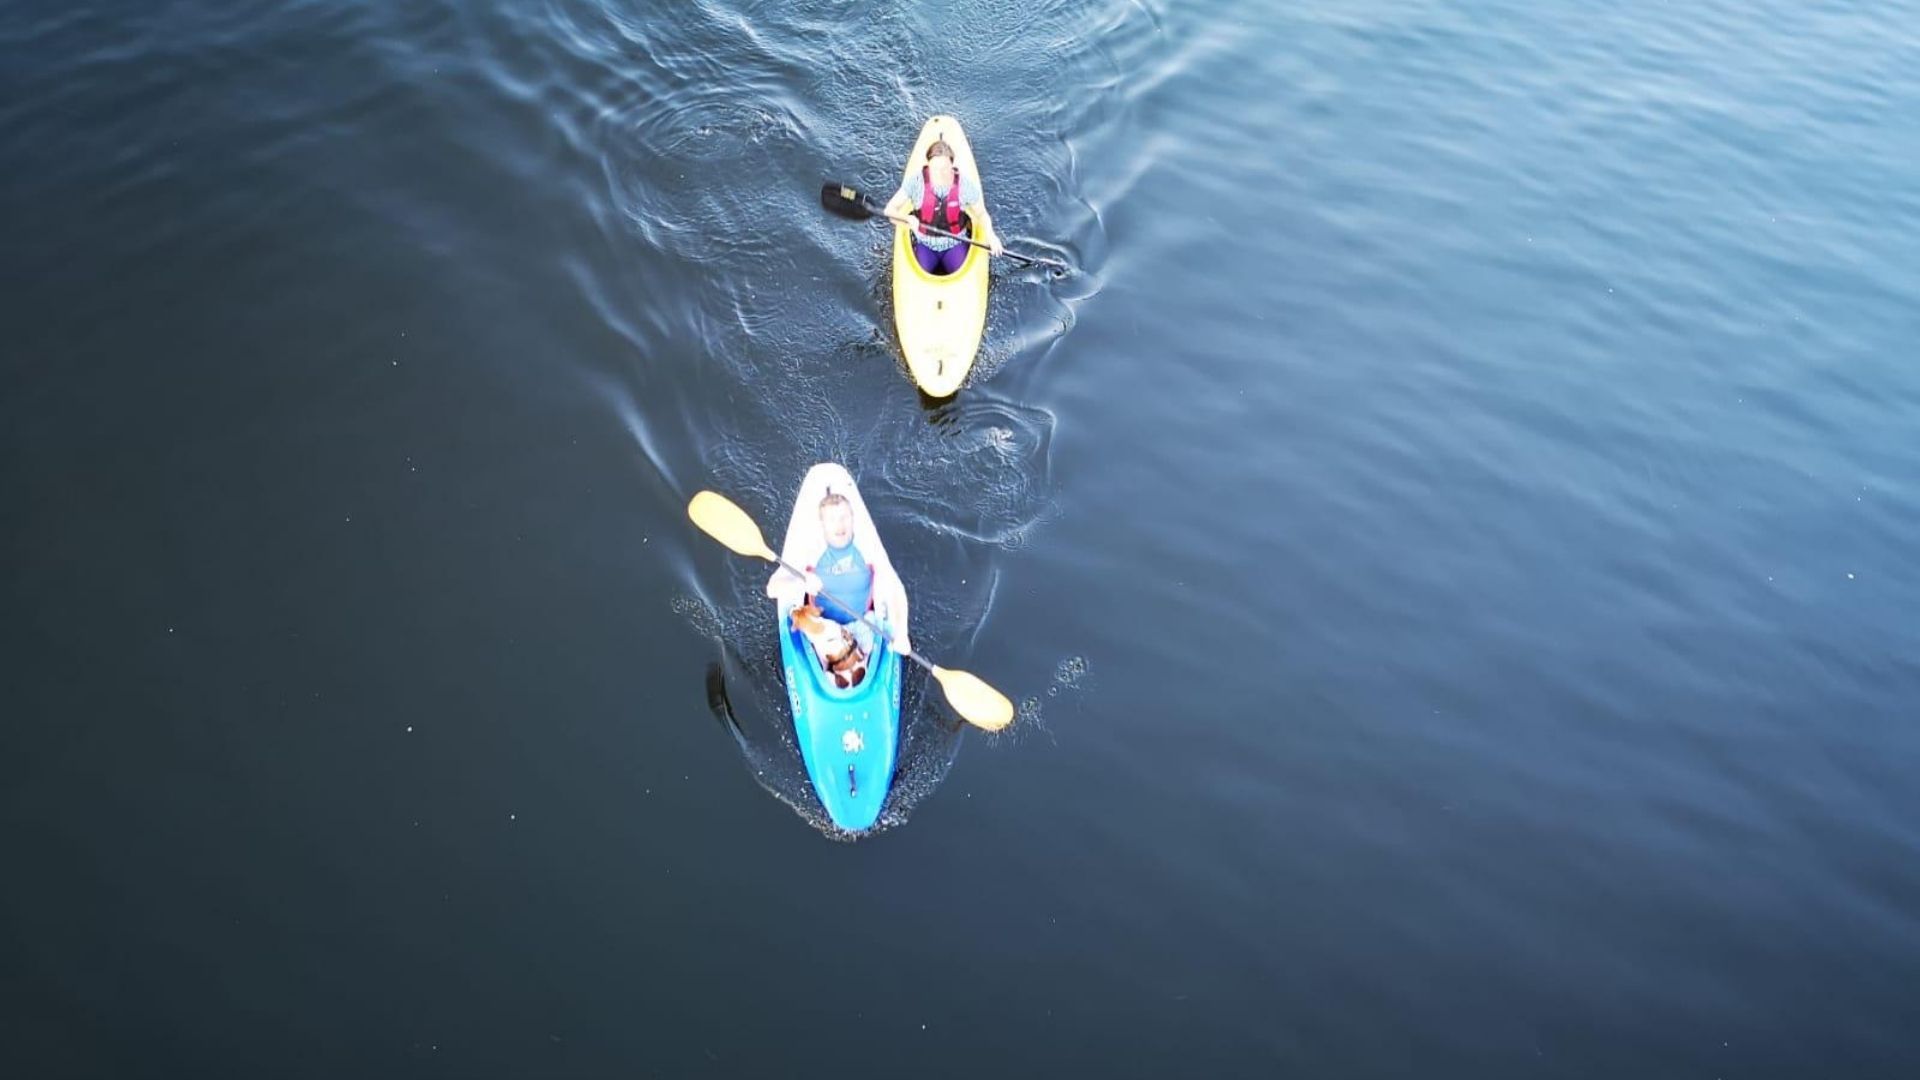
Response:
[820, 182, 1070, 274]
[687, 490, 1016, 732]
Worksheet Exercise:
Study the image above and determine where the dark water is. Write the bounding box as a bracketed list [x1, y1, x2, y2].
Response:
[7, 0, 1920, 1074]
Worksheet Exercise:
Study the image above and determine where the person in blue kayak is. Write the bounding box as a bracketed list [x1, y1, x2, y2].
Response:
[883, 139, 1004, 276]
[773, 491, 912, 664]
[803, 493, 874, 623]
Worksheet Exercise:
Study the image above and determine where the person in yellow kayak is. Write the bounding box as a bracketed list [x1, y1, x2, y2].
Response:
[884, 139, 1004, 276]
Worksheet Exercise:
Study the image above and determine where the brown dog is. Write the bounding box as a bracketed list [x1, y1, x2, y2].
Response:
[790, 603, 868, 689]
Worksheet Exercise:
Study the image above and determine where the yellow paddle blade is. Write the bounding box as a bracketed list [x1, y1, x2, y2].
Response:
[929, 665, 1015, 732]
[687, 490, 777, 562]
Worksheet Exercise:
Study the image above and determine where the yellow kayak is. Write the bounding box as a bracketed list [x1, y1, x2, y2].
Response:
[891, 115, 989, 398]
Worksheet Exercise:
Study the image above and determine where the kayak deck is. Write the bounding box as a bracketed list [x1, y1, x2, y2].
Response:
[778, 615, 901, 831]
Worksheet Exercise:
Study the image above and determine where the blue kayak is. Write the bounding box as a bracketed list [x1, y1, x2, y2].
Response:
[768, 463, 910, 832]
[777, 614, 901, 831]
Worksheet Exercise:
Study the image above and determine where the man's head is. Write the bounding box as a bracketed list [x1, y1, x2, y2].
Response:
[819, 492, 854, 547]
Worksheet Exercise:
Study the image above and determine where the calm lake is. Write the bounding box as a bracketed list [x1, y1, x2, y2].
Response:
[5, 0, 1919, 1074]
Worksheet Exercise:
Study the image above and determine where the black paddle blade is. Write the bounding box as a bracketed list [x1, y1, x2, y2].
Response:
[820, 181, 879, 221]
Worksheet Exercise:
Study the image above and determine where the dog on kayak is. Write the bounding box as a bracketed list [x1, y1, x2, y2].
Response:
[790, 602, 868, 689]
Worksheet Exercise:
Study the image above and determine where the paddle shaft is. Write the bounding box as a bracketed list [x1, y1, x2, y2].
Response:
[832, 184, 1065, 271]
[885, 210, 1020, 264]
[769, 555, 924, 667]
[887, 211, 1063, 271]
[689, 487, 1012, 730]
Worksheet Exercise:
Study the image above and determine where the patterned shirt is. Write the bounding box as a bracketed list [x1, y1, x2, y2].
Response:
[895, 172, 983, 252]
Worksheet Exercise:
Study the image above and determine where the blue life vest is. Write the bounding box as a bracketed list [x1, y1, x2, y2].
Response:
[813, 541, 872, 624]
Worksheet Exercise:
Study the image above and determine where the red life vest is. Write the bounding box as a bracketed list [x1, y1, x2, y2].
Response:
[917, 166, 965, 237]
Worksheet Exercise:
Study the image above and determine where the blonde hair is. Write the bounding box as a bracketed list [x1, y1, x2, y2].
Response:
[819, 492, 852, 516]
[926, 140, 955, 163]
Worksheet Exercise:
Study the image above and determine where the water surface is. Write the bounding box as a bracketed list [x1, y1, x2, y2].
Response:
[5, 0, 1920, 1074]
